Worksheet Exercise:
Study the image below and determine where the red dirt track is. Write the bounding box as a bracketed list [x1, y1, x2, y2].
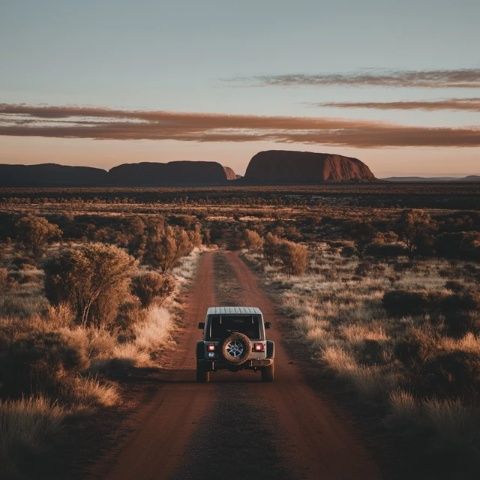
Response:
[90, 251, 381, 480]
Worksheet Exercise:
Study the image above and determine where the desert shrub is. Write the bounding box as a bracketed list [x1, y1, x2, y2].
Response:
[277, 240, 309, 275]
[0, 330, 88, 398]
[356, 339, 386, 366]
[188, 224, 203, 248]
[435, 231, 480, 261]
[143, 226, 194, 271]
[14, 215, 62, 258]
[115, 300, 145, 342]
[284, 225, 302, 241]
[263, 233, 281, 265]
[243, 229, 264, 252]
[341, 244, 357, 257]
[44, 243, 137, 328]
[383, 290, 432, 316]
[397, 209, 436, 256]
[394, 329, 436, 370]
[0, 295, 49, 319]
[444, 280, 465, 293]
[421, 351, 480, 399]
[364, 242, 408, 258]
[0, 267, 8, 290]
[10, 255, 37, 271]
[131, 272, 175, 308]
[442, 289, 480, 313]
[443, 311, 479, 339]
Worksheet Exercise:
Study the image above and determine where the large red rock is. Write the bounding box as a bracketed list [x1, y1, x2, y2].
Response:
[243, 150, 376, 184]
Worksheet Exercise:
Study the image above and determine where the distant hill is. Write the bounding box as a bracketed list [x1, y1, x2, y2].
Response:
[242, 150, 376, 184]
[0, 163, 108, 187]
[0, 161, 234, 187]
[108, 161, 230, 186]
[383, 176, 480, 182]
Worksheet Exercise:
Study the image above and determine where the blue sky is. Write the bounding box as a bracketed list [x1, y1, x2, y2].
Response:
[0, 0, 479, 175]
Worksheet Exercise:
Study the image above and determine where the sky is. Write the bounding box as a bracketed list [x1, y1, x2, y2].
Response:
[0, 0, 479, 177]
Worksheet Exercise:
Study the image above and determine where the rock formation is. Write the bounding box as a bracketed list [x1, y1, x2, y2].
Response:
[243, 150, 376, 184]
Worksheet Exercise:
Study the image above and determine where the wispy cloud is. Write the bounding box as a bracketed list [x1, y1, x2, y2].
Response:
[316, 98, 480, 111]
[0, 103, 479, 148]
[238, 69, 480, 88]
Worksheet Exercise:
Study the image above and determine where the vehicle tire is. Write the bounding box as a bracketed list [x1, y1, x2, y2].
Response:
[221, 332, 252, 365]
[196, 363, 210, 383]
[196, 341, 204, 359]
[261, 363, 275, 382]
[266, 340, 275, 359]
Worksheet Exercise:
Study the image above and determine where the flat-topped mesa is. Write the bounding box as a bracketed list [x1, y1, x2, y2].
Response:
[243, 150, 376, 184]
[0, 163, 108, 187]
[108, 161, 230, 186]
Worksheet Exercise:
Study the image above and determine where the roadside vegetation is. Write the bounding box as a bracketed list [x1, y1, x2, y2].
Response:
[242, 209, 480, 479]
[0, 213, 204, 479]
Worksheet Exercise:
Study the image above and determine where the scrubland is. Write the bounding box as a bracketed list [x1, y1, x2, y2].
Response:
[0, 184, 478, 479]
[243, 230, 479, 479]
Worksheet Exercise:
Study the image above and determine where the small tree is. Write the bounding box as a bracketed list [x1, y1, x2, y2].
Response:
[132, 272, 175, 307]
[398, 209, 436, 256]
[15, 215, 62, 257]
[244, 229, 264, 252]
[44, 243, 136, 328]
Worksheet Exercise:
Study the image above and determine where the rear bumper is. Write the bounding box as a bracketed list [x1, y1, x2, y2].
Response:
[199, 358, 273, 372]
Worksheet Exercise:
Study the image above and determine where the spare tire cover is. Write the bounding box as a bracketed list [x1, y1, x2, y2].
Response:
[221, 332, 252, 365]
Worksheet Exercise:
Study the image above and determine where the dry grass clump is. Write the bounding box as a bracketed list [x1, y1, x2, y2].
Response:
[0, 396, 66, 480]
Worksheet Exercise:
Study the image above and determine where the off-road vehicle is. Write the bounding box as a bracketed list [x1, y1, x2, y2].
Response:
[196, 306, 275, 382]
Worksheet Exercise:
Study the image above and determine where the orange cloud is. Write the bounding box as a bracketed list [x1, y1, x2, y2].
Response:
[0, 103, 479, 148]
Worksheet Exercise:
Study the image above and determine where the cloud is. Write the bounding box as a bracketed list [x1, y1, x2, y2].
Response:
[316, 98, 480, 111]
[0, 103, 479, 148]
[239, 69, 480, 88]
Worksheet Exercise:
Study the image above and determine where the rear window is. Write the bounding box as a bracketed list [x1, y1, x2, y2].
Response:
[207, 315, 261, 340]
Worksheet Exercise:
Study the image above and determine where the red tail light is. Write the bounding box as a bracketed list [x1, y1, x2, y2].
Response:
[207, 344, 215, 352]
[253, 343, 265, 352]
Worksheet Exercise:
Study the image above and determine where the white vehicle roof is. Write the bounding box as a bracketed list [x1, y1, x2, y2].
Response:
[206, 306, 263, 316]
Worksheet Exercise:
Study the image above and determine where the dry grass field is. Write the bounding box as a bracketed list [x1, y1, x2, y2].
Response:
[0, 183, 478, 479]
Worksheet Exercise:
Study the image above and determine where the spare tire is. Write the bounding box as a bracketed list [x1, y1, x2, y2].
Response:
[221, 332, 252, 365]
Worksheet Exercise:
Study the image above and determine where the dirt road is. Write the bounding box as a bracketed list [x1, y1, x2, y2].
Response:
[90, 251, 381, 480]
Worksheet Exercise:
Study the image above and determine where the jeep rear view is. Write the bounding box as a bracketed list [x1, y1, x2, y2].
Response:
[196, 306, 275, 382]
